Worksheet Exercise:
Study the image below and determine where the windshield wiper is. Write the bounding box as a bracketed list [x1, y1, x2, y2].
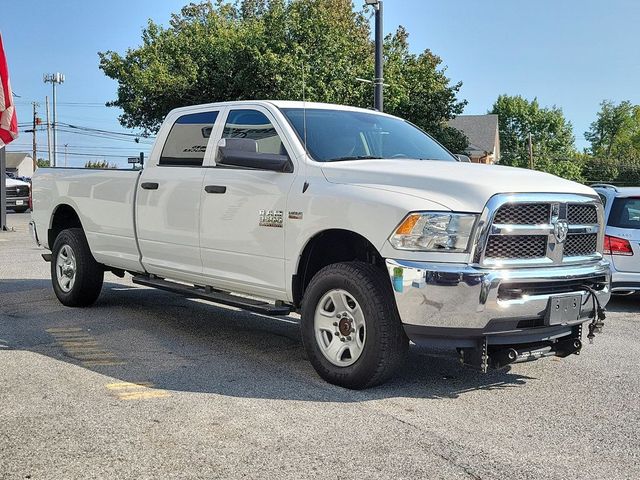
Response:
[325, 155, 384, 162]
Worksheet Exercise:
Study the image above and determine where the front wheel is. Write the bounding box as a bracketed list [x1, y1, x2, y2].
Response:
[51, 228, 104, 307]
[301, 262, 409, 389]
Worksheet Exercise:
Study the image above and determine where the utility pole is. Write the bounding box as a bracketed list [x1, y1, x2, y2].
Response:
[45, 96, 52, 166]
[528, 132, 534, 169]
[43, 73, 65, 167]
[64, 144, 68, 167]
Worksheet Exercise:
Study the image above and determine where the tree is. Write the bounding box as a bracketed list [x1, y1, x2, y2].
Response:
[585, 100, 640, 161]
[84, 160, 117, 169]
[382, 26, 467, 153]
[490, 95, 575, 168]
[36, 158, 50, 168]
[99, 0, 467, 152]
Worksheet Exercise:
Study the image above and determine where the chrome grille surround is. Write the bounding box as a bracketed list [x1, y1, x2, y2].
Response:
[471, 194, 605, 268]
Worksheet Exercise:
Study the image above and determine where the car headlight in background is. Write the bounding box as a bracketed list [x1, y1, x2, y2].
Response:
[389, 212, 478, 252]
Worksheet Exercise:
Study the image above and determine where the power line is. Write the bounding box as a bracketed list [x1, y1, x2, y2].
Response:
[30, 148, 138, 159]
[21, 127, 154, 144]
[10, 143, 151, 153]
[58, 122, 154, 138]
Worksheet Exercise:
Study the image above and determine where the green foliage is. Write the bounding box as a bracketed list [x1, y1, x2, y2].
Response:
[99, 0, 467, 152]
[534, 157, 585, 183]
[36, 158, 50, 168]
[84, 160, 117, 169]
[585, 100, 640, 161]
[490, 95, 575, 168]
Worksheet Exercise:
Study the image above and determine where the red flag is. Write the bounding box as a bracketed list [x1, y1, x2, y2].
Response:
[0, 33, 18, 147]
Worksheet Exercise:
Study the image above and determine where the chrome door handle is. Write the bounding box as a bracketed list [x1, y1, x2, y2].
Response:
[204, 185, 226, 194]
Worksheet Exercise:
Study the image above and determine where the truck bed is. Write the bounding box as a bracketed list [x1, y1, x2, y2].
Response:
[31, 168, 143, 272]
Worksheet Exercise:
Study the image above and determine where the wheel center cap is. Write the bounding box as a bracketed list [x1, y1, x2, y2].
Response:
[338, 317, 352, 336]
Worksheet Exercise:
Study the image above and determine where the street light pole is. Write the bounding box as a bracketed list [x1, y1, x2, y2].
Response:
[43, 73, 65, 167]
[365, 0, 384, 111]
[374, 0, 384, 112]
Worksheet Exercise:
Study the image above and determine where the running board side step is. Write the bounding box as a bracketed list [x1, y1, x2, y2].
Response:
[132, 276, 292, 316]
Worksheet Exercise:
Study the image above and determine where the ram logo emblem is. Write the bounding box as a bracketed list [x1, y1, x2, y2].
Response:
[259, 210, 284, 228]
[553, 219, 569, 244]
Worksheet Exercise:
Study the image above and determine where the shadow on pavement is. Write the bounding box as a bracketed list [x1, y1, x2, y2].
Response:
[606, 294, 639, 314]
[1, 278, 538, 402]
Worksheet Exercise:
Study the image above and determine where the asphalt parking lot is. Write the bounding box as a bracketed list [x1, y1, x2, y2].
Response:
[1, 212, 639, 479]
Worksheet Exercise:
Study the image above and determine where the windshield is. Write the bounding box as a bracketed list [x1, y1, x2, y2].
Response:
[609, 197, 640, 229]
[281, 108, 456, 163]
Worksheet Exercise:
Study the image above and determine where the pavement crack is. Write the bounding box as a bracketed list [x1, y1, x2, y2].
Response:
[375, 408, 483, 479]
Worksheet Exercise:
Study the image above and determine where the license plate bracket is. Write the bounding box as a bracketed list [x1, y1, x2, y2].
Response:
[545, 294, 582, 325]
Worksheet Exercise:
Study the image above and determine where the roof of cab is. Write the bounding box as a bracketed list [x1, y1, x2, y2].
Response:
[592, 184, 640, 197]
[168, 100, 394, 117]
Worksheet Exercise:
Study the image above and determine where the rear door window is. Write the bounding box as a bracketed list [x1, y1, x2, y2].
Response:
[609, 197, 640, 229]
[159, 111, 219, 166]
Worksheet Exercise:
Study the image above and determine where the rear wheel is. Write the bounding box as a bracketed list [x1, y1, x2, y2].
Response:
[51, 228, 104, 307]
[301, 262, 408, 389]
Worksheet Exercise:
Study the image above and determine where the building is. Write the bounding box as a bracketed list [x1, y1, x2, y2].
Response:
[5, 152, 34, 178]
[447, 115, 500, 164]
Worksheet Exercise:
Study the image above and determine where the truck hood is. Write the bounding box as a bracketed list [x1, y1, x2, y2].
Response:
[321, 160, 596, 212]
[5, 177, 29, 188]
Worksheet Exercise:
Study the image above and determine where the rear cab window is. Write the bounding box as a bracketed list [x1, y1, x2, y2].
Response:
[159, 111, 219, 166]
[609, 197, 640, 229]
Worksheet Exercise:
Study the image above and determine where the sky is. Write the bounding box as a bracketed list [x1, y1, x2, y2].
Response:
[3, 0, 639, 168]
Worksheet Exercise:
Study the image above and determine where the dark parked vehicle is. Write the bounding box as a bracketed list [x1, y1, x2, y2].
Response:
[4, 173, 31, 213]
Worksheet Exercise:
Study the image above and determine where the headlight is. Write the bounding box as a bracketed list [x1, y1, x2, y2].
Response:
[389, 212, 478, 252]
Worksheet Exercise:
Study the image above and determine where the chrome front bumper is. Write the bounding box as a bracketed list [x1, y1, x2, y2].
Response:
[386, 259, 611, 345]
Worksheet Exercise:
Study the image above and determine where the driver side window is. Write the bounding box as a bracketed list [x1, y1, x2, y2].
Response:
[221, 109, 287, 156]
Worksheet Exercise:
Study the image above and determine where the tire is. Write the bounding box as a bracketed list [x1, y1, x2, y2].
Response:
[13, 206, 28, 213]
[301, 261, 409, 389]
[51, 228, 104, 307]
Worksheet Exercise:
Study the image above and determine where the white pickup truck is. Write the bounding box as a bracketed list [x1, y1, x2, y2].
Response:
[30, 101, 611, 388]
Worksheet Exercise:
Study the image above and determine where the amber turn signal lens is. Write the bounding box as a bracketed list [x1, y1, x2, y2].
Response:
[395, 214, 421, 235]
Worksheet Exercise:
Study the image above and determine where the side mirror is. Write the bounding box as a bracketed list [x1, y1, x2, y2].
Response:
[217, 138, 292, 172]
[455, 154, 471, 163]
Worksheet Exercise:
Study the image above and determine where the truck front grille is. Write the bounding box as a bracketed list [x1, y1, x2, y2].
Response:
[5, 186, 28, 197]
[567, 204, 598, 224]
[478, 197, 602, 265]
[485, 235, 547, 259]
[493, 203, 550, 225]
[564, 233, 598, 257]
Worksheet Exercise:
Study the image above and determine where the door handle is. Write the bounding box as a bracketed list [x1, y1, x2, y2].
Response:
[204, 185, 227, 194]
[141, 182, 159, 190]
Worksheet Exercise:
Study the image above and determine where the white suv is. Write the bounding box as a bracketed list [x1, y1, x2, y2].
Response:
[592, 184, 640, 294]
